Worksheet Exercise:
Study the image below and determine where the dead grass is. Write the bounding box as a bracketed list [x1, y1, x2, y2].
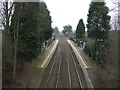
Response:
[100, 30, 118, 88]
[105, 31, 118, 76]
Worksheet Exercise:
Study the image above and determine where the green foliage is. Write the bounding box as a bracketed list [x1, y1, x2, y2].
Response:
[10, 2, 53, 62]
[76, 19, 85, 39]
[84, 40, 108, 63]
[89, 41, 97, 60]
[38, 2, 53, 41]
[84, 43, 90, 54]
[86, 1, 111, 40]
[86, 1, 111, 67]
[63, 25, 72, 32]
[62, 25, 72, 36]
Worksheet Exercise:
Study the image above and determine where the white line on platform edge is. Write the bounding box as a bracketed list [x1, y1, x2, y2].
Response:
[67, 40, 89, 68]
[37, 40, 59, 68]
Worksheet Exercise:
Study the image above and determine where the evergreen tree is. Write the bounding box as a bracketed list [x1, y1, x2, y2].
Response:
[76, 19, 85, 39]
[10, 2, 53, 63]
[18, 2, 40, 62]
[39, 2, 53, 42]
[10, 2, 24, 84]
[86, 1, 111, 40]
[10, 2, 40, 63]
[86, 0, 111, 66]
[5, 1, 53, 85]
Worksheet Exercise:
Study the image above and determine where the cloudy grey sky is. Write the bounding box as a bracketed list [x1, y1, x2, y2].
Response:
[43, 0, 114, 31]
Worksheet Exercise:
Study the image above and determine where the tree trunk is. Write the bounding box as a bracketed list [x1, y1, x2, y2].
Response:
[12, 22, 19, 85]
[2, 2, 9, 70]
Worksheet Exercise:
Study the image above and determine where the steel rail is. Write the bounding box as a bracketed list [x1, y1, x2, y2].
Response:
[44, 48, 59, 89]
[65, 41, 84, 89]
[67, 57, 72, 90]
[55, 52, 62, 88]
[71, 51, 83, 89]
[65, 43, 72, 90]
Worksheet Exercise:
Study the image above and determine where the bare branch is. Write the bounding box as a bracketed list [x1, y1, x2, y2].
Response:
[8, 3, 13, 20]
[110, 0, 120, 30]
[0, 0, 14, 28]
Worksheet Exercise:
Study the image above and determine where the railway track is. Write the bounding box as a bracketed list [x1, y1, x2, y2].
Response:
[44, 52, 62, 88]
[55, 51, 62, 88]
[67, 56, 72, 89]
[65, 41, 83, 88]
[40, 40, 63, 88]
[40, 37, 86, 89]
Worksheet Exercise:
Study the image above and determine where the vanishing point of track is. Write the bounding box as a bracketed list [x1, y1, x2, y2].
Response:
[40, 36, 86, 89]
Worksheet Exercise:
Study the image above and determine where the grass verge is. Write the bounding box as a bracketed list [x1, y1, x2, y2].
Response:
[26, 40, 58, 88]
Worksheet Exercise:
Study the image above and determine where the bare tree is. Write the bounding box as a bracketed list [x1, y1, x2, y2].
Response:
[109, 0, 120, 30]
[0, 0, 14, 85]
[0, 0, 13, 28]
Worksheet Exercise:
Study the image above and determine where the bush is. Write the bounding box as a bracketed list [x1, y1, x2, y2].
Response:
[84, 40, 108, 62]
[84, 43, 90, 55]
[90, 42, 97, 60]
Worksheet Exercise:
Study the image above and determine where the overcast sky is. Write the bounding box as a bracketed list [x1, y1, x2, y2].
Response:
[43, 0, 114, 31]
